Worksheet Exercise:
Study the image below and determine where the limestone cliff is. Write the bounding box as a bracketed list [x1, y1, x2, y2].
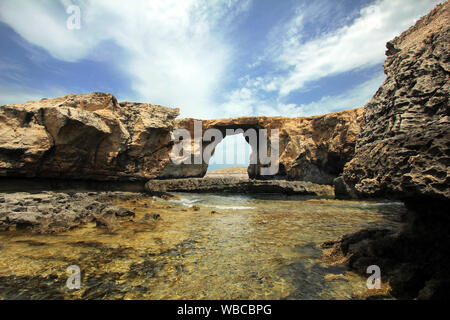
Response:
[161, 108, 363, 185]
[0, 92, 179, 181]
[327, 2, 450, 299]
[335, 1, 449, 202]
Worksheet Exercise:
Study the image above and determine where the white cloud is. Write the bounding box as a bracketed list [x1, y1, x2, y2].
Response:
[217, 0, 442, 118]
[295, 72, 386, 116]
[0, 0, 251, 118]
[217, 87, 259, 118]
[0, 0, 443, 119]
[273, 0, 443, 96]
[217, 71, 386, 118]
[0, 1, 97, 62]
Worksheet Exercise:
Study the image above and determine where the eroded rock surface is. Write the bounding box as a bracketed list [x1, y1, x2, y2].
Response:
[161, 108, 363, 185]
[146, 178, 334, 197]
[0, 191, 143, 233]
[321, 200, 450, 300]
[1, 92, 362, 185]
[0, 92, 179, 181]
[336, 2, 449, 201]
[327, 2, 450, 300]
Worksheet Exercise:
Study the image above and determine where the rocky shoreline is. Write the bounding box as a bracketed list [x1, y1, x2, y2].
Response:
[0, 177, 334, 234]
[0, 1, 448, 300]
[0, 191, 162, 234]
[321, 203, 450, 300]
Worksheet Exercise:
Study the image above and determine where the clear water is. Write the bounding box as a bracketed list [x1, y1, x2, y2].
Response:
[0, 193, 404, 300]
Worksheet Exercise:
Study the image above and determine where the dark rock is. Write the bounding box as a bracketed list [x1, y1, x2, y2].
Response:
[150, 213, 160, 220]
[418, 278, 450, 300]
[137, 213, 161, 226]
[322, 201, 450, 300]
[326, 2, 450, 299]
[337, 2, 449, 202]
[94, 213, 117, 231]
[146, 178, 334, 197]
[102, 206, 135, 218]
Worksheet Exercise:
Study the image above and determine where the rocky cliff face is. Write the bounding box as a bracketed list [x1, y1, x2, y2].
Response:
[0, 92, 179, 181]
[336, 2, 449, 202]
[161, 108, 363, 185]
[328, 2, 450, 299]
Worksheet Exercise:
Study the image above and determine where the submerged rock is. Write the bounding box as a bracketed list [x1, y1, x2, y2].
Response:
[101, 206, 135, 218]
[138, 213, 161, 223]
[94, 212, 118, 232]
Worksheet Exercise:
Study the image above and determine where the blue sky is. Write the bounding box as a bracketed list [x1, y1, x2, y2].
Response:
[0, 0, 442, 120]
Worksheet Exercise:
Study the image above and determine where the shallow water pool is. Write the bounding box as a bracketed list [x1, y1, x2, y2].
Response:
[0, 193, 404, 299]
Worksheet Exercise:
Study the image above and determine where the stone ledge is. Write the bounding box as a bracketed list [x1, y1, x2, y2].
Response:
[145, 178, 334, 197]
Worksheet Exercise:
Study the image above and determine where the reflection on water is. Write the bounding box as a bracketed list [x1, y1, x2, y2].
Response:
[0, 193, 404, 300]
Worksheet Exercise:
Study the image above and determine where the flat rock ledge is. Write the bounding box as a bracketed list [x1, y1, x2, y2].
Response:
[0, 191, 149, 234]
[145, 178, 334, 197]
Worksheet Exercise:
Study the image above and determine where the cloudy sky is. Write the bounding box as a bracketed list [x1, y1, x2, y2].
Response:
[0, 0, 442, 120]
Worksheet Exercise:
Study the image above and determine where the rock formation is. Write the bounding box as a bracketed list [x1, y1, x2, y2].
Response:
[335, 1, 449, 201]
[0, 191, 138, 234]
[161, 108, 363, 185]
[1, 92, 362, 185]
[327, 1, 450, 299]
[0, 92, 179, 181]
[146, 177, 334, 197]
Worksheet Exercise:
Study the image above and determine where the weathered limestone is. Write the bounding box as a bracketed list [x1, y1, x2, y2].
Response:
[0, 191, 138, 233]
[161, 108, 363, 185]
[335, 1, 449, 202]
[146, 178, 334, 197]
[326, 1, 450, 300]
[1, 92, 362, 185]
[0, 92, 179, 181]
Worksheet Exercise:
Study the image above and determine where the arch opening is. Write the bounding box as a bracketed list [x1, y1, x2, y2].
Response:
[205, 133, 252, 179]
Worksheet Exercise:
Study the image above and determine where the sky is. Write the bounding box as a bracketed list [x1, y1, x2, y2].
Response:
[0, 0, 443, 120]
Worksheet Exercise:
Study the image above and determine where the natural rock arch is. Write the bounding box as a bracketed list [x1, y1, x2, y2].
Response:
[159, 110, 363, 184]
[159, 118, 274, 179]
